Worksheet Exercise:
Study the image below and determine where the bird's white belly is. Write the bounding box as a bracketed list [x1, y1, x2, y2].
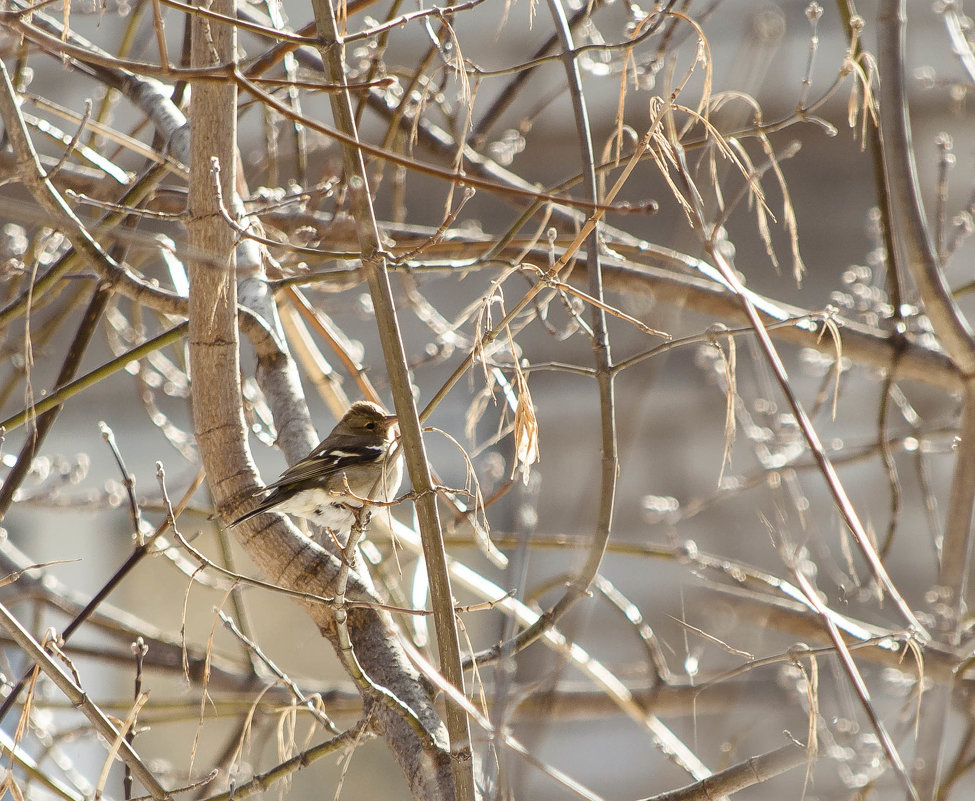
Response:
[276, 491, 360, 532]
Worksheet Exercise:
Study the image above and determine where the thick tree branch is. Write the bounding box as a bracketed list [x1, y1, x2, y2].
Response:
[308, 2, 470, 798]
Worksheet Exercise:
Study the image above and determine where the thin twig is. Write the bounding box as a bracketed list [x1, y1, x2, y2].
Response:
[0, 601, 171, 800]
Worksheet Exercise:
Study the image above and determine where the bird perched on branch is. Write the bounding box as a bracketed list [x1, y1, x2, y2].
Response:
[230, 401, 403, 543]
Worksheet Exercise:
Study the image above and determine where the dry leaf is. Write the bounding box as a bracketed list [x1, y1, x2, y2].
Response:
[512, 366, 539, 485]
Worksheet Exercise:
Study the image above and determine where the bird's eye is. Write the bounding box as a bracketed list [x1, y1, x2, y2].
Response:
[365, 421, 377, 430]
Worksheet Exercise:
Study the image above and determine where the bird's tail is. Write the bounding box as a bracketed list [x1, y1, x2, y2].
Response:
[228, 491, 277, 527]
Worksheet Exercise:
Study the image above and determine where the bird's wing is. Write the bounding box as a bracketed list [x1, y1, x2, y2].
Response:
[262, 443, 386, 490]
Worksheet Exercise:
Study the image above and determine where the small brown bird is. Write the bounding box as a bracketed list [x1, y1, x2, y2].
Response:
[230, 401, 403, 540]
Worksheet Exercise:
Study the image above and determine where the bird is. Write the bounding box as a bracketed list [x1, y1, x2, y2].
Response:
[230, 401, 403, 543]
